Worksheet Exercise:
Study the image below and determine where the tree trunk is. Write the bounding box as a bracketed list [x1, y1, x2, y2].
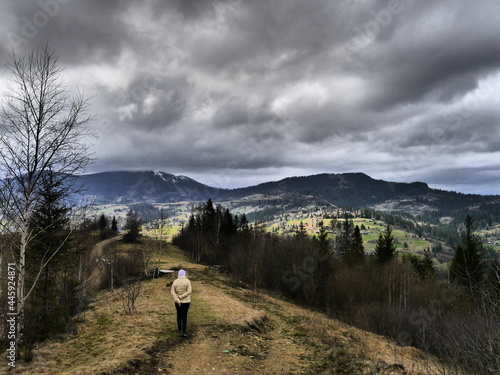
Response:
[16, 214, 29, 352]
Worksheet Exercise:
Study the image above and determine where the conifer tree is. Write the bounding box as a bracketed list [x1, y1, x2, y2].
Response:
[295, 221, 308, 240]
[421, 252, 436, 280]
[239, 214, 249, 232]
[314, 225, 332, 308]
[98, 214, 108, 239]
[26, 171, 78, 344]
[223, 208, 237, 236]
[449, 215, 485, 291]
[374, 224, 397, 264]
[337, 215, 352, 257]
[111, 216, 118, 232]
[344, 225, 365, 266]
[406, 253, 436, 280]
[123, 210, 141, 243]
[202, 198, 216, 234]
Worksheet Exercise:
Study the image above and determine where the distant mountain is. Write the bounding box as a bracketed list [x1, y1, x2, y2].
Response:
[79, 171, 225, 204]
[229, 172, 499, 212]
[79, 170, 499, 215]
[230, 173, 432, 206]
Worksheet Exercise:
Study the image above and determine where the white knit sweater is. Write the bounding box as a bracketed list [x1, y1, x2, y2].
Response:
[171, 276, 192, 304]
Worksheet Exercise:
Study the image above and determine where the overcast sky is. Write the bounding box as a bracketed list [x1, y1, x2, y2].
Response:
[1, 0, 500, 194]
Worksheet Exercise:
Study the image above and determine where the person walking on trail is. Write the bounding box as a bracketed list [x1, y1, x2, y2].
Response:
[171, 269, 192, 337]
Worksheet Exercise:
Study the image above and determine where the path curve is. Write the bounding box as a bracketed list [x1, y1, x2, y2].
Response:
[81, 235, 123, 294]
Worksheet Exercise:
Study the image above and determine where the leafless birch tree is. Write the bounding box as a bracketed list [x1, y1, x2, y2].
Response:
[0, 45, 93, 350]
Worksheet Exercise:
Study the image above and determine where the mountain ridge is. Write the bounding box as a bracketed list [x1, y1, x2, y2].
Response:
[78, 170, 499, 215]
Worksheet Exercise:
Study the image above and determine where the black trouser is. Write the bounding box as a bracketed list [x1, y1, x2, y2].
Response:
[175, 302, 190, 333]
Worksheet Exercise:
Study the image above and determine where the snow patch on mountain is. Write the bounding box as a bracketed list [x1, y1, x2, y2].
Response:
[154, 171, 174, 183]
[154, 171, 191, 183]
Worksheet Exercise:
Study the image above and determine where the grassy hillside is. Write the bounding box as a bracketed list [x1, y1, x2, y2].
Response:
[4, 238, 454, 375]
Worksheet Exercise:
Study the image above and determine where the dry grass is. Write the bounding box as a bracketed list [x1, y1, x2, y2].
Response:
[283, 309, 455, 375]
[3, 239, 463, 375]
[6, 279, 170, 374]
[2, 242, 190, 375]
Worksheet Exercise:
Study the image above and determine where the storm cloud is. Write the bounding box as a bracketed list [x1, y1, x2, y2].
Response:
[1, 0, 499, 194]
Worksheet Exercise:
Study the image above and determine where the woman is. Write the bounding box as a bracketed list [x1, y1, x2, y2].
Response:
[170, 269, 192, 337]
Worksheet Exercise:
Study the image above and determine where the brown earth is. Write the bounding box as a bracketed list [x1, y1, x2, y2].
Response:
[3, 241, 448, 375]
[150, 270, 435, 375]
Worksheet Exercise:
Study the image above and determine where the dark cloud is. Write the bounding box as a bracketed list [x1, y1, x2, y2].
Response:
[114, 73, 189, 131]
[1, 0, 500, 194]
[358, 1, 500, 109]
[2, 0, 137, 64]
[157, 0, 218, 20]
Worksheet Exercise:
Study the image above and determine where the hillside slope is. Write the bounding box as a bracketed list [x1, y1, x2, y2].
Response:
[6, 243, 447, 375]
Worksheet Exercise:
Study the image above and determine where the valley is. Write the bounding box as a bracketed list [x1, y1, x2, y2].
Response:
[82, 170, 499, 273]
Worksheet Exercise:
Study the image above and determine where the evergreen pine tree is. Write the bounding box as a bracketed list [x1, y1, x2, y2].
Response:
[344, 225, 365, 266]
[421, 252, 436, 280]
[98, 214, 108, 239]
[223, 208, 237, 237]
[406, 253, 436, 280]
[449, 215, 485, 290]
[27, 171, 77, 343]
[111, 216, 118, 232]
[314, 225, 332, 309]
[123, 210, 141, 243]
[240, 213, 249, 232]
[374, 224, 397, 264]
[337, 215, 352, 257]
[202, 198, 216, 235]
[295, 221, 308, 240]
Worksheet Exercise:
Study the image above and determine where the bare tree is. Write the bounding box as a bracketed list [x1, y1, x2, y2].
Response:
[118, 277, 143, 315]
[0, 45, 93, 350]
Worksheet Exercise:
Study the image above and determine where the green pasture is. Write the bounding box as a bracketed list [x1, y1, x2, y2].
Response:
[277, 217, 432, 253]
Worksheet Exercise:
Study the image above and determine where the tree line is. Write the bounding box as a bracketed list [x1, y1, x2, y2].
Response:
[174, 199, 499, 374]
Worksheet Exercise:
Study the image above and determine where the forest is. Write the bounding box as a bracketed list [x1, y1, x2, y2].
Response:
[173, 198, 500, 375]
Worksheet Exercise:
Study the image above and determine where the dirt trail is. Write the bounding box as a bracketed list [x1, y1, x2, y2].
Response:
[81, 235, 123, 292]
[4, 242, 438, 375]
[152, 263, 432, 375]
[160, 273, 309, 374]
